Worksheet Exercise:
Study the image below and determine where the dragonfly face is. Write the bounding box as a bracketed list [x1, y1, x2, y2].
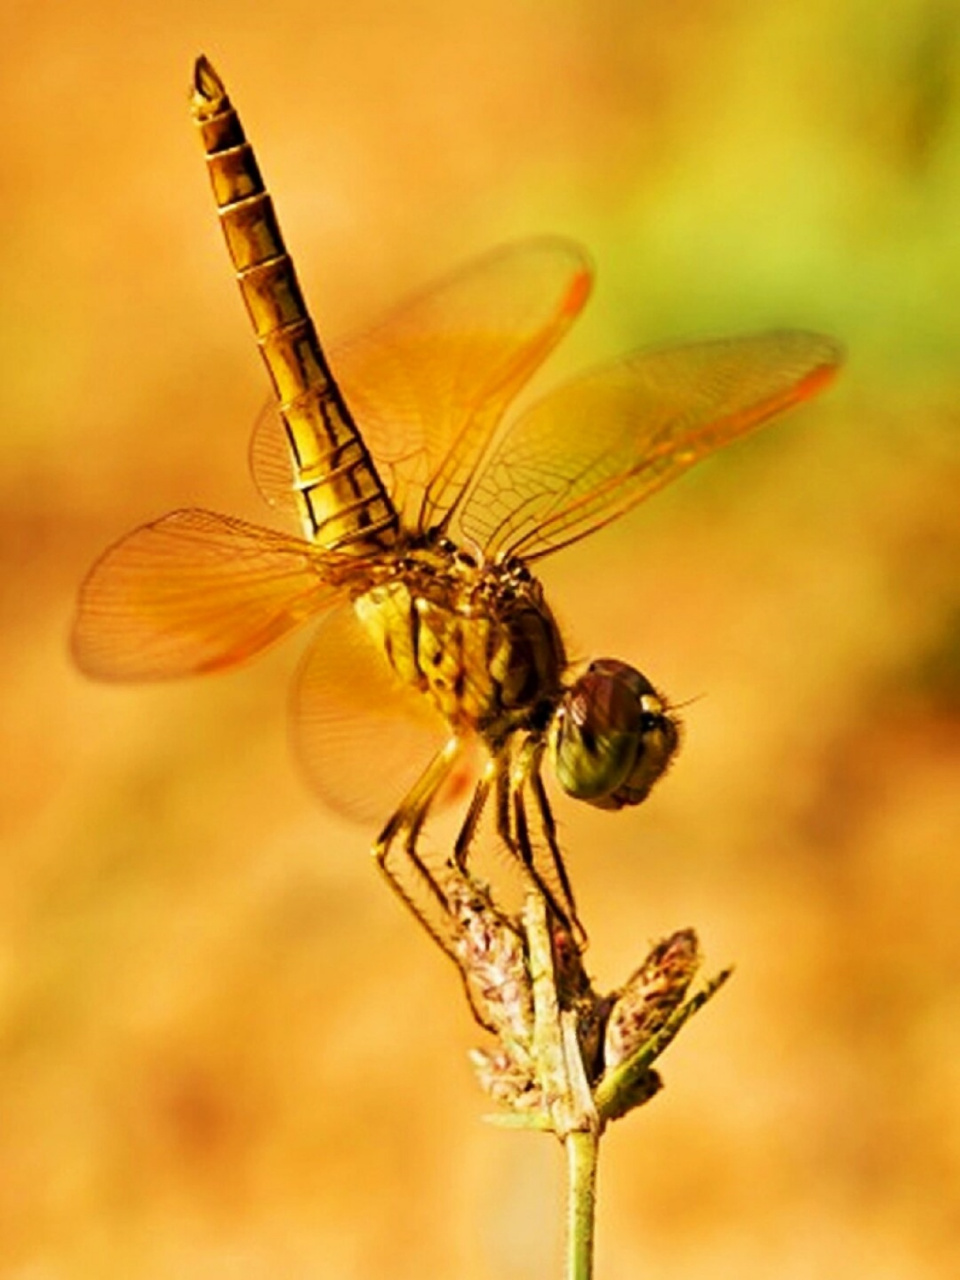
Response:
[72, 58, 842, 964]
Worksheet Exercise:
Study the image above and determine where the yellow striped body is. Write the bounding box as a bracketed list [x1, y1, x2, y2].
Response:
[355, 543, 567, 742]
[191, 58, 398, 554]
[190, 61, 566, 754]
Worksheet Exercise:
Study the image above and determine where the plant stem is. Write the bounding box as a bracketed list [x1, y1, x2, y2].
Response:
[565, 1127, 599, 1280]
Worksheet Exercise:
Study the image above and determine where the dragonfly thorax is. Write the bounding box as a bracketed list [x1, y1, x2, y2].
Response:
[353, 540, 680, 812]
[353, 539, 567, 743]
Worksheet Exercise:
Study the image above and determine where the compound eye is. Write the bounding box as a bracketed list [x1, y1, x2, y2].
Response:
[550, 661, 680, 809]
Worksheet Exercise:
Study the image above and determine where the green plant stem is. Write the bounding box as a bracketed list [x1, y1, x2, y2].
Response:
[566, 1128, 599, 1280]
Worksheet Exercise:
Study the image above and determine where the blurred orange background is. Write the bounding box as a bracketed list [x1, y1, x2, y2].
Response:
[3, 1, 960, 1276]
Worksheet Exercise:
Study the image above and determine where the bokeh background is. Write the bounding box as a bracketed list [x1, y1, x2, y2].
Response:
[4, 1, 960, 1276]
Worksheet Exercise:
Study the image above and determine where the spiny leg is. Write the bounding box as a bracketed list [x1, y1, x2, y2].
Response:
[512, 736, 584, 944]
[446, 771, 525, 1033]
[452, 759, 494, 874]
[493, 748, 576, 938]
[376, 746, 525, 1031]
[374, 738, 463, 961]
[528, 763, 586, 948]
[449, 758, 524, 944]
[495, 752, 518, 854]
[510, 780, 573, 936]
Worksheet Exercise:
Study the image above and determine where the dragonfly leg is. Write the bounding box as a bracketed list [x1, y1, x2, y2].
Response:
[491, 750, 577, 938]
[449, 762, 524, 942]
[374, 744, 525, 1032]
[373, 738, 462, 962]
[528, 763, 587, 948]
[451, 760, 494, 874]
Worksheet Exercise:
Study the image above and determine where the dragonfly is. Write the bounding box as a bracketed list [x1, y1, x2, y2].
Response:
[72, 57, 841, 961]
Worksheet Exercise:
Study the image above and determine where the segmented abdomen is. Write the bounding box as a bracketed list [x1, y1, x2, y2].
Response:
[190, 57, 398, 555]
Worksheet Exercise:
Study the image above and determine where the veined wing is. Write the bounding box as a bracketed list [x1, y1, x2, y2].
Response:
[293, 602, 471, 824]
[72, 509, 344, 680]
[460, 331, 843, 562]
[251, 238, 592, 533]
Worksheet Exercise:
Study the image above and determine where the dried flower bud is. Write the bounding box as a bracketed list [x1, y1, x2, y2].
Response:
[468, 1047, 543, 1111]
[447, 877, 535, 1059]
[603, 929, 701, 1070]
[607, 1068, 662, 1119]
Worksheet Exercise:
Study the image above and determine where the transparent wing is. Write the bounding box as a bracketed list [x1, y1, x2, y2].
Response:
[293, 603, 475, 825]
[460, 331, 843, 562]
[72, 508, 342, 679]
[250, 238, 593, 531]
[249, 399, 300, 518]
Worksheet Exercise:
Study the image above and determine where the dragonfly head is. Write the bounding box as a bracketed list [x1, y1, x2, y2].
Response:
[549, 660, 680, 810]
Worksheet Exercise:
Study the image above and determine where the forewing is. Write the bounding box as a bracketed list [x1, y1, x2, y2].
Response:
[460, 331, 842, 562]
[72, 508, 340, 679]
[249, 238, 592, 531]
[293, 603, 459, 825]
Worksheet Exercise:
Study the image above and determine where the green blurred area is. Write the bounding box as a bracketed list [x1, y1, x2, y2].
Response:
[2, 2, 960, 1278]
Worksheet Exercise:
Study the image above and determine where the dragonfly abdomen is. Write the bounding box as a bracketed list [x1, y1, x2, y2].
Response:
[191, 57, 398, 555]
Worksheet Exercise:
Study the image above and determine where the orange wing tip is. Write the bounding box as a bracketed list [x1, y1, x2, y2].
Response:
[192, 55, 229, 117]
[562, 267, 593, 318]
[796, 341, 845, 402]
